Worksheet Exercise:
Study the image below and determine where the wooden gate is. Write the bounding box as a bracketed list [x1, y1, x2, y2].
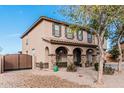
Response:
[4, 54, 32, 71]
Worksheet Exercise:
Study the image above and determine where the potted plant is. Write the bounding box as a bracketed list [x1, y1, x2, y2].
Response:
[53, 62, 59, 72]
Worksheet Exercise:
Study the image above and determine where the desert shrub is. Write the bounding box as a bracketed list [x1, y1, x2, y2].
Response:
[103, 67, 115, 75]
[94, 62, 115, 75]
[94, 63, 99, 71]
[66, 63, 77, 72]
[94, 62, 106, 71]
[85, 61, 90, 67]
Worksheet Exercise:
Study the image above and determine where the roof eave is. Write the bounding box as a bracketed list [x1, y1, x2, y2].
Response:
[21, 16, 88, 39]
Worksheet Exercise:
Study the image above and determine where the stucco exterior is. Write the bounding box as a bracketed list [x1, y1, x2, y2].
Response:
[21, 16, 107, 69]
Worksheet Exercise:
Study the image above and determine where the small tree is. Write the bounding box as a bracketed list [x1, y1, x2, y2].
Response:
[108, 46, 120, 61]
[110, 21, 124, 72]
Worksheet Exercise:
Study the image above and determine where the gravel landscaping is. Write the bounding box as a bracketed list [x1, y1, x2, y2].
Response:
[0, 70, 91, 88]
[1, 63, 124, 88]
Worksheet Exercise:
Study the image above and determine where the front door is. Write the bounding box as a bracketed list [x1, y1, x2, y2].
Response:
[73, 49, 81, 66]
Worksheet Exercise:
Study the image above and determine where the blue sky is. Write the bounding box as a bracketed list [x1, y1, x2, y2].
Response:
[0, 5, 110, 54]
[0, 5, 66, 54]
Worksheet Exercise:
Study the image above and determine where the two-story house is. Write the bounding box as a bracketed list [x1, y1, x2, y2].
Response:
[21, 16, 106, 69]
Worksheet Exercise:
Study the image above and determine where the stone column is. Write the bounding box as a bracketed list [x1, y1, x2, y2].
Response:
[81, 49, 87, 67]
[67, 54, 73, 66]
[93, 55, 97, 64]
[81, 55, 86, 68]
[49, 54, 55, 70]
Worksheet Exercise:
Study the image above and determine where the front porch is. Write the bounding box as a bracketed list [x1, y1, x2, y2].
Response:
[46, 46, 98, 69]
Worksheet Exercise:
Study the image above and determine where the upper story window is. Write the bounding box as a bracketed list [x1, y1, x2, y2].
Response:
[52, 23, 61, 37]
[77, 30, 83, 41]
[32, 48, 35, 55]
[65, 27, 74, 39]
[26, 39, 29, 45]
[87, 33, 92, 43]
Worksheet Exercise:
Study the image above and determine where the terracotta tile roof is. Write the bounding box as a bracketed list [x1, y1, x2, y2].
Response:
[120, 41, 124, 44]
[42, 37, 98, 47]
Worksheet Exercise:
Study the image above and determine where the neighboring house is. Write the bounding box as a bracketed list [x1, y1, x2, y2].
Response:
[21, 16, 107, 69]
[106, 41, 124, 62]
[121, 41, 124, 61]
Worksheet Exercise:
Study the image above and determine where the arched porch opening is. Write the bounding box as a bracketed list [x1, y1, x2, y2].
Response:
[56, 47, 68, 63]
[86, 49, 94, 66]
[45, 47, 49, 63]
[73, 48, 82, 66]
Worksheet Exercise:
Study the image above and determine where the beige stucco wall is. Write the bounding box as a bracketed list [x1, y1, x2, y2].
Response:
[22, 20, 54, 63]
[42, 20, 97, 44]
[22, 20, 46, 63]
[22, 19, 106, 68]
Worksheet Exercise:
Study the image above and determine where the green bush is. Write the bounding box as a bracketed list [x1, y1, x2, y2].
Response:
[94, 62, 106, 71]
[94, 63, 99, 71]
[94, 62, 115, 75]
[66, 63, 77, 72]
[103, 67, 115, 75]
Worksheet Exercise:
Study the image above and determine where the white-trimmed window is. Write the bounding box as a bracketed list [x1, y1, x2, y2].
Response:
[77, 30, 83, 41]
[65, 27, 74, 39]
[52, 23, 61, 37]
[87, 33, 92, 43]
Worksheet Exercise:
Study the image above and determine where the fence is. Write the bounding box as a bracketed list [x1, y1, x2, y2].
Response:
[0, 55, 4, 73]
[4, 54, 32, 71]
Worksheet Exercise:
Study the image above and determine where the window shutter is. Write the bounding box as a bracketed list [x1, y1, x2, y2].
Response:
[87, 32, 92, 43]
[59, 25, 61, 37]
[82, 31, 83, 40]
[65, 27, 67, 38]
[52, 23, 55, 36]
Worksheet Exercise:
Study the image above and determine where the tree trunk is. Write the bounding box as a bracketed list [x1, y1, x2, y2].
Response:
[97, 54, 104, 84]
[118, 40, 122, 73]
[96, 39, 105, 84]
